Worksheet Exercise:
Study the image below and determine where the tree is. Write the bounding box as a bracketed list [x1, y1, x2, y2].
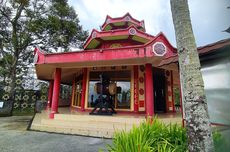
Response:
[170, 0, 214, 151]
[30, 0, 88, 52]
[0, 0, 88, 115]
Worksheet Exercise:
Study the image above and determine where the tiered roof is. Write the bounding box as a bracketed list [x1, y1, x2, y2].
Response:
[83, 13, 155, 50]
[34, 13, 177, 83]
[101, 13, 145, 31]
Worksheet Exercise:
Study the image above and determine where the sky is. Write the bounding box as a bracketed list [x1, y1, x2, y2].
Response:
[69, 0, 230, 47]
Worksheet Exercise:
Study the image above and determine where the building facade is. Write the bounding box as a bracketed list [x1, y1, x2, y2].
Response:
[34, 13, 179, 119]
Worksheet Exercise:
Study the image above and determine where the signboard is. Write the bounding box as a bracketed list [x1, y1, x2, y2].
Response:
[0, 102, 4, 108]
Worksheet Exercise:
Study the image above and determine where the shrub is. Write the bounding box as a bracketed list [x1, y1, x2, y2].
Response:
[213, 130, 230, 151]
[106, 118, 188, 152]
[105, 118, 225, 152]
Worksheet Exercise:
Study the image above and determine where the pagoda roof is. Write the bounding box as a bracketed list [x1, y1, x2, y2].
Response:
[34, 32, 176, 84]
[101, 13, 145, 32]
[84, 25, 155, 49]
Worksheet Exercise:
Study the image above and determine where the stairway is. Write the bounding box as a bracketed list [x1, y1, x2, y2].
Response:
[30, 111, 146, 138]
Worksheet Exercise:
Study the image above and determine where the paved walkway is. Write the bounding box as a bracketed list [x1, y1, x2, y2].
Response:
[0, 116, 111, 152]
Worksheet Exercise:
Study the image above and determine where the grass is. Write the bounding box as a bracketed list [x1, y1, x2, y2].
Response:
[13, 108, 35, 116]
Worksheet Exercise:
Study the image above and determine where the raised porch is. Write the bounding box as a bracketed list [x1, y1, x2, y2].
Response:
[30, 108, 182, 138]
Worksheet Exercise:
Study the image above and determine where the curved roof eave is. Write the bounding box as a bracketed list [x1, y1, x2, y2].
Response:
[101, 12, 145, 31]
[83, 25, 155, 49]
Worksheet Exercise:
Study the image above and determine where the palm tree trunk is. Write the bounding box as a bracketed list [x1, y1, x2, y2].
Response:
[170, 0, 214, 151]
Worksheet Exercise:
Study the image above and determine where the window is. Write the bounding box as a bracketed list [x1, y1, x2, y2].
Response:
[88, 70, 131, 110]
[72, 75, 83, 107]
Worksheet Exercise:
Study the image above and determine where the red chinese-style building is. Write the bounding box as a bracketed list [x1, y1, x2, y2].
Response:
[32, 13, 182, 137]
[32, 13, 230, 137]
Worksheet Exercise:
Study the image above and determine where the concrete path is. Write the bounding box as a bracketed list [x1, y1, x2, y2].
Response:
[0, 116, 112, 152]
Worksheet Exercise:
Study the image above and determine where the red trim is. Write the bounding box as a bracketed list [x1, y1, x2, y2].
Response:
[134, 65, 139, 113]
[165, 75, 169, 113]
[84, 25, 154, 49]
[36, 46, 154, 64]
[80, 68, 87, 111]
[171, 70, 175, 112]
[144, 32, 177, 54]
[46, 80, 54, 110]
[35, 32, 175, 65]
[34, 47, 46, 65]
[139, 100, 145, 107]
[145, 64, 154, 117]
[49, 68, 61, 119]
[101, 13, 145, 31]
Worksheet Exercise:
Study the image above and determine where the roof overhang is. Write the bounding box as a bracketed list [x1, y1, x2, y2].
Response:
[158, 38, 230, 68]
[101, 13, 145, 32]
[84, 26, 154, 49]
[34, 32, 176, 84]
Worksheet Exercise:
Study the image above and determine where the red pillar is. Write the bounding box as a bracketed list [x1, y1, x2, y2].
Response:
[81, 68, 87, 111]
[134, 65, 139, 113]
[49, 68, 61, 119]
[171, 70, 176, 112]
[46, 80, 54, 110]
[145, 64, 154, 118]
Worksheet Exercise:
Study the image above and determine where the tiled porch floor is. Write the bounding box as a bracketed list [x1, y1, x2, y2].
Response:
[30, 107, 182, 138]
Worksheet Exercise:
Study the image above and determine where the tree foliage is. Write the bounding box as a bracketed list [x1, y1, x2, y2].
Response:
[27, 0, 88, 52]
[0, 0, 88, 113]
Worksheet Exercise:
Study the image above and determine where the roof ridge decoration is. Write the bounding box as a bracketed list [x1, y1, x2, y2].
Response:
[83, 25, 155, 49]
[101, 12, 145, 32]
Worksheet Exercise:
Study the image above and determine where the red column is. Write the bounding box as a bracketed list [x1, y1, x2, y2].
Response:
[171, 70, 176, 112]
[46, 80, 54, 110]
[81, 68, 87, 111]
[145, 63, 154, 118]
[49, 68, 61, 119]
[134, 65, 139, 113]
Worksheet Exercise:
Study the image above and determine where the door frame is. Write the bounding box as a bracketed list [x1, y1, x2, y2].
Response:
[153, 67, 167, 113]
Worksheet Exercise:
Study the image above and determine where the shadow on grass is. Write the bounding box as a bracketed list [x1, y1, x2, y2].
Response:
[13, 108, 35, 116]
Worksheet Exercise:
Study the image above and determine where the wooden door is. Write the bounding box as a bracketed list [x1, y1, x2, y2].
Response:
[153, 68, 166, 113]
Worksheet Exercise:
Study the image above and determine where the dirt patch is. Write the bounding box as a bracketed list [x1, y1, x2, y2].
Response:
[0, 116, 32, 131]
[2, 122, 29, 131]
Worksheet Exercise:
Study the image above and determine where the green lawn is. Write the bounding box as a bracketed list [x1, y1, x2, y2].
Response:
[13, 108, 35, 116]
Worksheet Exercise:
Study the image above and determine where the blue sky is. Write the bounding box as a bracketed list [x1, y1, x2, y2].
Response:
[69, 0, 230, 47]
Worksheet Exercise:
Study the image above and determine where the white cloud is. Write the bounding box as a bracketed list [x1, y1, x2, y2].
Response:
[69, 0, 230, 47]
[72, 0, 167, 33]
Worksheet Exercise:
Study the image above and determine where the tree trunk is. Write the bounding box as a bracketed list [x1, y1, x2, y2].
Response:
[170, 0, 214, 151]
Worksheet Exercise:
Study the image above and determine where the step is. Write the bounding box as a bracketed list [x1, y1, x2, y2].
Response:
[30, 112, 182, 138]
[54, 114, 145, 124]
[40, 119, 136, 130]
[31, 123, 124, 138]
